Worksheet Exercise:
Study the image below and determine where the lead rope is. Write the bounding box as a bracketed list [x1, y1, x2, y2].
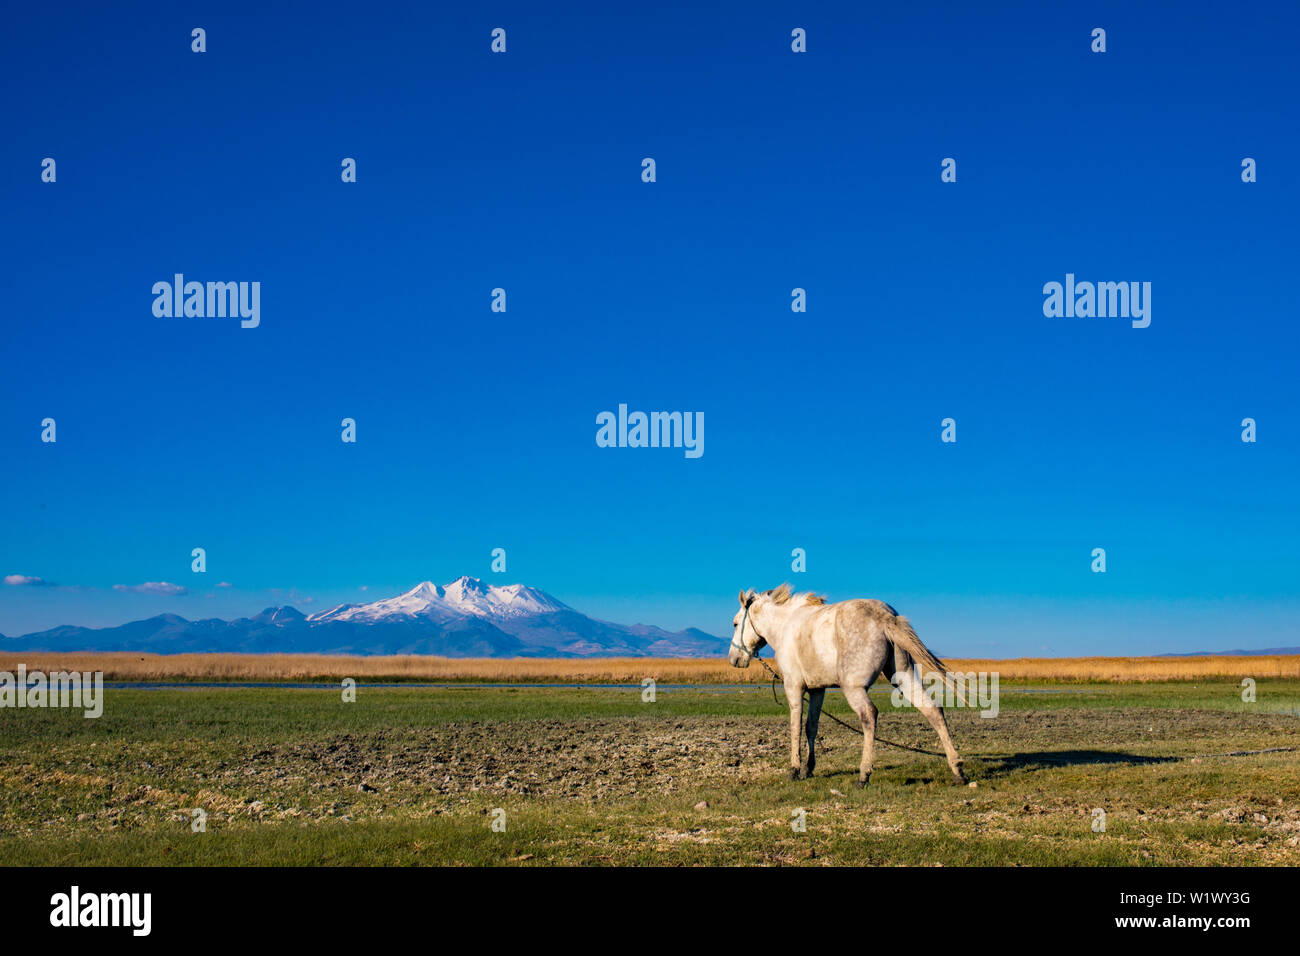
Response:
[750, 652, 1298, 764]
[750, 651, 949, 758]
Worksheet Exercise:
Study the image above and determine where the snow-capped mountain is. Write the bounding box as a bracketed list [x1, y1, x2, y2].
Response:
[308, 576, 569, 624]
[443, 576, 570, 617]
[2, 577, 725, 658]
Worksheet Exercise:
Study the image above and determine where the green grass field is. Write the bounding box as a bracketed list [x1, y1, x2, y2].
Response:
[2, 681, 1299, 865]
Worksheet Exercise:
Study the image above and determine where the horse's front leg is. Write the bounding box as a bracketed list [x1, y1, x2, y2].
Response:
[784, 683, 805, 779]
[803, 689, 825, 779]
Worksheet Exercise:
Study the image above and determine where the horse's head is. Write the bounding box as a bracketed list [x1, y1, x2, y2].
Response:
[728, 588, 766, 668]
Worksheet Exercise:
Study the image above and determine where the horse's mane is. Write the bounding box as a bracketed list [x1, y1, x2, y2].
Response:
[766, 583, 826, 606]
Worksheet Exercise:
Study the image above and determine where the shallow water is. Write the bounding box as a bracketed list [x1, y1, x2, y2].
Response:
[102, 681, 1087, 694]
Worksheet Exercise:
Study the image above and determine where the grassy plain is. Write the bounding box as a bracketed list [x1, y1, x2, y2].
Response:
[2, 678, 1298, 866]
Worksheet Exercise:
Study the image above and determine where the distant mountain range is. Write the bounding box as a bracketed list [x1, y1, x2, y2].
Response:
[0, 577, 727, 658]
[1158, 647, 1300, 657]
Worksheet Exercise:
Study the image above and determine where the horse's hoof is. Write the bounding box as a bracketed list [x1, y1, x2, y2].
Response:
[787, 767, 799, 781]
[951, 773, 969, 787]
[856, 774, 870, 790]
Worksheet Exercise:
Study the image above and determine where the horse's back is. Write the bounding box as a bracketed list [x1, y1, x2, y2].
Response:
[818, 599, 895, 685]
[832, 598, 898, 631]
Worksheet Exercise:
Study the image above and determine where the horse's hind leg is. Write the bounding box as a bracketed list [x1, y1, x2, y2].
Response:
[841, 685, 877, 788]
[893, 667, 967, 785]
[802, 689, 824, 779]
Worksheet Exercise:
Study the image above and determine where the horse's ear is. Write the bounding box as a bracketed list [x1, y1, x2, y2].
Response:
[738, 589, 747, 606]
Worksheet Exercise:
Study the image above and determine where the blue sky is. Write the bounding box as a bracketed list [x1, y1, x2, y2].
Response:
[2, 1, 1297, 655]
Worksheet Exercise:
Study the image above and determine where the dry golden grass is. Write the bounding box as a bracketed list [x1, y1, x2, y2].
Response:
[2, 651, 1298, 683]
[0, 653, 748, 684]
[948, 655, 1300, 682]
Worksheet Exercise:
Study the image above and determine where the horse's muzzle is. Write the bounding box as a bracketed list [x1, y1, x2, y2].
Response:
[728, 649, 751, 669]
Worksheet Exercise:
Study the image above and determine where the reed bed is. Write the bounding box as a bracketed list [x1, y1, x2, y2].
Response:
[2, 651, 1297, 684]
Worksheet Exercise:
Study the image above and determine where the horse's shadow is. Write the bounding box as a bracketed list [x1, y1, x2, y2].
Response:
[811, 749, 1175, 785]
[972, 749, 1177, 777]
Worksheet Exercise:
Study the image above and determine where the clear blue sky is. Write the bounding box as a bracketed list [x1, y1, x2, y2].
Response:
[2, 1, 1297, 655]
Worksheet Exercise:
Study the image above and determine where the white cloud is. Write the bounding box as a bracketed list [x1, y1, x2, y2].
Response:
[4, 574, 52, 587]
[113, 581, 188, 596]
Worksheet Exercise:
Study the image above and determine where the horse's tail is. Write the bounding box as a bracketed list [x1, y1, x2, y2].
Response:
[882, 612, 969, 706]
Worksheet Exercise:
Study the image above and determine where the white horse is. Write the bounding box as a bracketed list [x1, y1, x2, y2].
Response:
[729, 584, 967, 787]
